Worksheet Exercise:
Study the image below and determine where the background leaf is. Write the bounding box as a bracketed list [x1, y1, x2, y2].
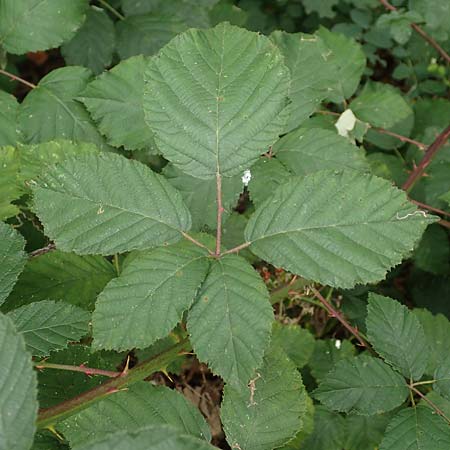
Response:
[33, 152, 191, 255]
[8, 300, 90, 356]
[0, 91, 21, 145]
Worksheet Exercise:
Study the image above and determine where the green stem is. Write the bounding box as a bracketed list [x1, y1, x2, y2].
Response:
[269, 278, 309, 305]
[36, 361, 120, 378]
[412, 379, 436, 387]
[36, 339, 189, 429]
[113, 254, 120, 276]
[97, 0, 125, 20]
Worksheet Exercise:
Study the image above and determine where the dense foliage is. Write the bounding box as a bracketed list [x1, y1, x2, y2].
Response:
[0, 1, 450, 449]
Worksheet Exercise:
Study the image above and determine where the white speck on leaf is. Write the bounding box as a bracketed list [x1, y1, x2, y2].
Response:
[242, 169, 251, 186]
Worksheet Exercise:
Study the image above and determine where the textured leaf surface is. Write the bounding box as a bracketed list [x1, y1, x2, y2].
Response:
[164, 164, 242, 231]
[5, 250, 115, 311]
[72, 425, 216, 450]
[81, 56, 154, 150]
[221, 344, 307, 450]
[0, 0, 89, 54]
[434, 356, 450, 401]
[351, 82, 413, 130]
[270, 31, 335, 131]
[93, 240, 209, 351]
[380, 406, 450, 450]
[0, 312, 38, 450]
[59, 382, 211, 446]
[0, 146, 22, 220]
[33, 152, 191, 255]
[0, 90, 21, 145]
[245, 170, 436, 288]
[8, 300, 90, 356]
[0, 222, 26, 306]
[187, 254, 273, 385]
[273, 127, 369, 176]
[345, 414, 392, 450]
[271, 322, 315, 369]
[116, 14, 187, 59]
[366, 293, 428, 380]
[62, 6, 115, 75]
[414, 309, 450, 375]
[19, 67, 108, 149]
[316, 27, 366, 103]
[314, 355, 409, 415]
[144, 22, 290, 179]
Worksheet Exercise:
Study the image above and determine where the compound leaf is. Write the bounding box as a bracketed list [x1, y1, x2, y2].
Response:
[59, 382, 211, 446]
[80, 55, 155, 151]
[221, 344, 307, 450]
[8, 300, 90, 356]
[19, 67, 109, 149]
[187, 254, 273, 385]
[0, 312, 38, 450]
[245, 170, 436, 288]
[0, 0, 89, 54]
[379, 406, 450, 450]
[366, 293, 428, 380]
[143, 22, 290, 179]
[33, 152, 191, 255]
[0, 222, 26, 306]
[314, 355, 409, 415]
[93, 240, 209, 351]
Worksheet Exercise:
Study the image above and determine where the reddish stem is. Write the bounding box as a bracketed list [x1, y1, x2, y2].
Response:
[410, 200, 450, 219]
[29, 243, 56, 258]
[221, 241, 251, 256]
[36, 362, 120, 378]
[373, 127, 427, 150]
[410, 386, 450, 425]
[0, 68, 37, 90]
[402, 125, 450, 191]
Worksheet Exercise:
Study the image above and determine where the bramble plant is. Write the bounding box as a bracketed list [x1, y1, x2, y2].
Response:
[1, 1, 450, 449]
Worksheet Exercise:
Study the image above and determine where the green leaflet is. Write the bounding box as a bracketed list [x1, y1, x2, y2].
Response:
[5, 250, 115, 311]
[366, 293, 429, 380]
[0, 312, 38, 450]
[0, 222, 26, 306]
[434, 356, 450, 401]
[93, 240, 209, 351]
[273, 127, 369, 175]
[187, 254, 273, 385]
[19, 67, 109, 149]
[62, 6, 115, 75]
[316, 27, 366, 104]
[0, 146, 22, 220]
[271, 322, 316, 369]
[380, 406, 450, 450]
[0, 90, 21, 146]
[314, 355, 409, 415]
[80, 55, 154, 151]
[164, 164, 243, 231]
[8, 300, 90, 356]
[269, 31, 335, 131]
[351, 82, 413, 130]
[59, 382, 211, 446]
[303, 0, 339, 18]
[221, 344, 307, 450]
[71, 425, 216, 450]
[245, 170, 436, 288]
[116, 14, 188, 59]
[32, 152, 191, 255]
[143, 22, 290, 179]
[0, 0, 89, 54]
[344, 414, 392, 450]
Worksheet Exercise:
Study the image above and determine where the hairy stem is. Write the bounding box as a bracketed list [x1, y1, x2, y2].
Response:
[35, 362, 121, 378]
[221, 241, 251, 256]
[402, 124, 450, 192]
[29, 243, 56, 258]
[310, 286, 369, 349]
[97, 0, 125, 20]
[181, 232, 214, 255]
[372, 127, 427, 150]
[36, 339, 189, 429]
[379, 0, 450, 64]
[215, 173, 223, 256]
[0, 68, 36, 90]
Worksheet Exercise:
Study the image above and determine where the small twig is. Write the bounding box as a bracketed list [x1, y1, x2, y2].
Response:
[438, 219, 450, 230]
[310, 286, 368, 349]
[29, 243, 56, 258]
[402, 124, 450, 191]
[410, 385, 450, 425]
[412, 379, 436, 387]
[97, 0, 125, 20]
[410, 200, 450, 219]
[372, 127, 427, 150]
[180, 232, 214, 256]
[35, 361, 121, 378]
[379, 0, 450, 64]
[215, 173, 223, 256]
[0, 68, 37, 90]
[221, 241, 251, 256]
